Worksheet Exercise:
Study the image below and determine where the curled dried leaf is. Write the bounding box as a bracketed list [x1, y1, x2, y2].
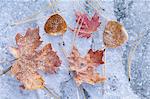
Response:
[44, 14, 67, 36]
[70, 12, 101, 38]
[68, 46, 106, 85]
[103, 20, 128, 48]
[10, 27, 61, 90]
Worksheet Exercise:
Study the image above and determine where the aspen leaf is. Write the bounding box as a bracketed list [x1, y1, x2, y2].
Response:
[44, 14, 67, 36]
[103, 20, 128, 48]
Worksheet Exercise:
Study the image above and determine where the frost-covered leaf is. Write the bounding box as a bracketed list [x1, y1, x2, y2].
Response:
[68, 46, 106, 85]
[88, 49, 105, 66]
[10, 27, 61, 90]
[36, 43, 61, 73]
[70, 12, 101, 38]
[103, 20, 128, 48]
[14, 27, 42, 57]
[44, 14, 67, 36]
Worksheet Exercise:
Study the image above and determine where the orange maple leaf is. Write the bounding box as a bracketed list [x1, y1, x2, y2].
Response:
[68, 46, 106, 85]
[70, 11, 101, 38]
[10, 27, 61, 90]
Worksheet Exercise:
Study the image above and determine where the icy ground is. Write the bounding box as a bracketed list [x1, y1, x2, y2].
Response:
[0, 0, 149, 99]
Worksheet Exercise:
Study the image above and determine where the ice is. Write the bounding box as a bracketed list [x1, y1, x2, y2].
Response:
[0, 0, 149, 99]
[114, 0, 150, 99]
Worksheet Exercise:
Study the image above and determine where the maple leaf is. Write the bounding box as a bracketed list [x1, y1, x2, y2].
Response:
[88, 49, 105, 66]
[44, 14, 67, 36]
[11, 59, 45, 90]
[68, 46, 106, 85]
[10, 27, 61, 90]
[13, 27, 42, 57]
[70, 11, 101, 38]
[103, 20, 128, 48]
[36, 44, 61, 73]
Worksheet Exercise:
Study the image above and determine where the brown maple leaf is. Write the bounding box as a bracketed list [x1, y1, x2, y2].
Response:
[11, 58, 45, 90]
[36, 44, 61, 73]
[44, 14, 67, 36]
[103, 20, 128, 48]
[12, 27, 42, 57]
[10, 27, 61, 90]
[70, 11, 101, 38]
[68, 46, 106, 85]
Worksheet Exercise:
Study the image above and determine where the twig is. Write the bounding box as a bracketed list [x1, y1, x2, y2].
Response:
[101, 47, 106, 76]
[0, 58, 18, 76]
[51, 0, 55, 13]
[0, 66, 12, 76]
[127, 33, 144, 81]
[10, 0, 58, 27]
[71, 17, 84, 52]
[44, 86, 60, 99]
[58, 43, 68, 59]
[78, 85, 86, 99]
[82, 1, 109, 21]
[10, 15, 49, 27]
[0, 58, 17, 64]
[87, 0, 105, 11]
[10, 9, 64, 27]
[71, 16, 81, 47]
[101, 47, 106, 96]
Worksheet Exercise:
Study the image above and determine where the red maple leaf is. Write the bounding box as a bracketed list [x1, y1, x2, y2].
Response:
[70, 11, 101, 38]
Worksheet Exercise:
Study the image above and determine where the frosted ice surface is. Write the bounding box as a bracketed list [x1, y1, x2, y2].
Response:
[0, 0, 149, 99]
